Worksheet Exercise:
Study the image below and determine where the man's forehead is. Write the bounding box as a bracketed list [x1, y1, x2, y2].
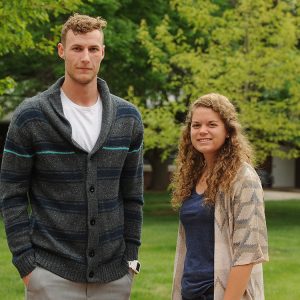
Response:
[65, 29, 103, 45]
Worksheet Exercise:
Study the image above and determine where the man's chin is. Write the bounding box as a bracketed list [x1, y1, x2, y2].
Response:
[77, 77, 95, 85]
[70, 74, 96, 85]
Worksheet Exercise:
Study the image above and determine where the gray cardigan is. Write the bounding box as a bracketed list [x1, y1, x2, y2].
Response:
[0, 77, 144, 283]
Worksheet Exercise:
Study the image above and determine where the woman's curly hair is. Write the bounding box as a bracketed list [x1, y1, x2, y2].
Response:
[171, 93, 253, 209]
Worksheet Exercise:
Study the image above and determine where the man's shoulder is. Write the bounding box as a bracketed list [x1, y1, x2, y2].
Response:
[13, 91, 46, 118]
[111, 93, 136, 108]
[10, 95, 47, 128]
[13, 95, 42, 117]
[111, 94, 142, 122]
[11, 78, 62, 122]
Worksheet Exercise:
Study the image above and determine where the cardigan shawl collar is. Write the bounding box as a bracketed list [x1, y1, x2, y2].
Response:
[39, 77, 115, 154]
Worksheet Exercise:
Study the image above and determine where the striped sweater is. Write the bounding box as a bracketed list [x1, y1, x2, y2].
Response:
[0, 77, 144, 283]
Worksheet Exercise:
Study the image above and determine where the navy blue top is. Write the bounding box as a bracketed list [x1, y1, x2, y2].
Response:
[180, 190, 214, 299]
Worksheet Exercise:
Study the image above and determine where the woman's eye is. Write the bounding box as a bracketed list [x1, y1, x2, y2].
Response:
[192, 124, 200, 129]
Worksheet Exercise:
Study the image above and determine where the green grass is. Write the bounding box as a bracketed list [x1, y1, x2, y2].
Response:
[0, 218, 25, 300]
[263, 200, 300, 300]
[1, 194, 300, 299]
[131, 192, 177, 300]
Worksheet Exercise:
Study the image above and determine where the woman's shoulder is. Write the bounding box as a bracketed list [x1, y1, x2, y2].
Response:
[237, 162, 259, 177]
[234, 162, 262, 189]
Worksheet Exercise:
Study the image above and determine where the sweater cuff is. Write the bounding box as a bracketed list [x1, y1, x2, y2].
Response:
[13, 250, 36, 278]
[125, 243, 139, 261]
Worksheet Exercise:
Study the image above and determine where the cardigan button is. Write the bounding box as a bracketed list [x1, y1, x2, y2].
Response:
[89, 250, 95, 257]
[90, 218, 96, 226]
[89, 185, 95, 193]
[89, 271, 94, 278]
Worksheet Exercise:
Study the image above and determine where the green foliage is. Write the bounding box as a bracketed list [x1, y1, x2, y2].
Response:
[0, 77, 16, 117]
[128, 86, 184, 161]
[1, 0, 299, 164]
[138, 0, 300, 163]
[0, 0, 169, 122]
[0, 0, 82, 55]
[79, 0, 169, 97]
[0, 0, 83, 112]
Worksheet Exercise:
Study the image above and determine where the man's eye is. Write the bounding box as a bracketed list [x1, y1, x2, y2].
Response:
[90, 48, 99, 52]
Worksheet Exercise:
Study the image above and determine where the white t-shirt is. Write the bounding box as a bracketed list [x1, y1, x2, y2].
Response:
[61, 89, 102, 152]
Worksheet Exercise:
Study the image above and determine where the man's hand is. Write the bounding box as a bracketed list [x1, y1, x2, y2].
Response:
[128, 268, 135, 277]
[22, 272, 32, 287]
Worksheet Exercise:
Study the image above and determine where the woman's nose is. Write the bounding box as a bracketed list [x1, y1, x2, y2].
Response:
[199, 125, 208, 134]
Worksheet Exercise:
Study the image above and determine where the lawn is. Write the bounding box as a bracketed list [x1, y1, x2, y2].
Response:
[1, 193, 300, 300]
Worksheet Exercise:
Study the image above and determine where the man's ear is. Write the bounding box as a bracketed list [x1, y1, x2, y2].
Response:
[57, 43, 65, 59]
[101, 45, 105, 59]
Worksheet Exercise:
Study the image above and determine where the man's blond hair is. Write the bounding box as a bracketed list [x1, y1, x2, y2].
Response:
[61, 13, 107, 45]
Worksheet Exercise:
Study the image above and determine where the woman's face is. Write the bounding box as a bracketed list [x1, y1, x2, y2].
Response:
[190, 106, 228, 162]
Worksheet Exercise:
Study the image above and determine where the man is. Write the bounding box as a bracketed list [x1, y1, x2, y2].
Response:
[0, 14, 143, 300]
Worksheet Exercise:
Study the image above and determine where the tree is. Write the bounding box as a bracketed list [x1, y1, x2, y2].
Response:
[135, 0, 300, 189]
[0, 0, 170, 189]
[0, 0, 169, 112]
[0, 0, 83, 116]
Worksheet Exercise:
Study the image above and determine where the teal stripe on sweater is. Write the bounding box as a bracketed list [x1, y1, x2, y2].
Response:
[3, 149, 33, 158]
[36, 151, 75, 155]
[4, 149, 75, 158]
[128, 146, 142, 153]
[102, 146, 129, 151]
[102, 145, 142, 153]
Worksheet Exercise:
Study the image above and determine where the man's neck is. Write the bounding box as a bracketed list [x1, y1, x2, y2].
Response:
[61, 77, 99, 107]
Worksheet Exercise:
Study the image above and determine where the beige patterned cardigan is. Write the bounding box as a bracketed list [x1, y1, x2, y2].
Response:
[172, 163, 269, 300]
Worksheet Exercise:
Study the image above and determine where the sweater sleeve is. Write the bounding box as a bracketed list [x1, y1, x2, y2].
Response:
[120, 115, 144, 261]
[231, 165, 269, 266]
[172, 221, 186, 300]
[0, 105, 36, 277]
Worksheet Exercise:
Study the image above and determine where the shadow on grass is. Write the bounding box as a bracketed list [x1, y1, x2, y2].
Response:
[265, 200, 300, 227]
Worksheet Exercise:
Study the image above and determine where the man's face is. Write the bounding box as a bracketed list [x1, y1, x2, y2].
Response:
[58, 30, 105, 85]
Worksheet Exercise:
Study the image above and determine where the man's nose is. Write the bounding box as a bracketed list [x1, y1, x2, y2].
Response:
[81, 49, 91, 62]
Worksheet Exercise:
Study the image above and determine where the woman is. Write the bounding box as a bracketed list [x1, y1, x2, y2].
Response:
[171, 93, 269, 300]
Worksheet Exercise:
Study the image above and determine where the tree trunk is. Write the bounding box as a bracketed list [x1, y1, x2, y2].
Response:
[146, 149, 170, 191]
